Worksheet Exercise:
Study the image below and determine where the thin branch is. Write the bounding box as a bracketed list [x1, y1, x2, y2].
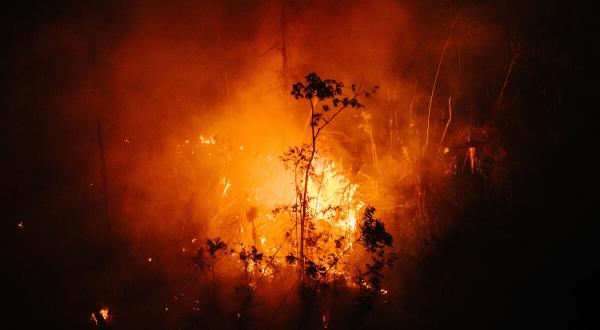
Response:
[424, 37, 450, 154]
[315, 91, 361, 140]
[439, 96, 453, 148]
[315, 236, 363, 284]
[266, 277, 302, 330]
[424, 13, 459, 154]
[495, 49, 522, 111]
[315, 104, 348, 140]
[260, 43, 282, 58]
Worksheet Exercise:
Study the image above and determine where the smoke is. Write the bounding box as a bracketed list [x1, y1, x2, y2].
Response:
[4, 0, 524, 328]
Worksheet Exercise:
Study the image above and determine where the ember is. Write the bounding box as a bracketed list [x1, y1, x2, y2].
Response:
[90, 307, 111, 326]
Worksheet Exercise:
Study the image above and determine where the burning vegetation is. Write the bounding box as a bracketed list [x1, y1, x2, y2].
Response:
[4, 0, 593, 329]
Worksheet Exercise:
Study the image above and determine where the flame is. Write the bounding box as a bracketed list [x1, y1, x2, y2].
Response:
[90, 313, 98, 326]
[307, 157, 362, 234]
[199, 134, 216, 145]
[220, 177, 232, 198]
[91, 307, 111, 326]
[99, 308, 109, 321]
[177, 134, 364, 280]
[468, 147, 476, 173]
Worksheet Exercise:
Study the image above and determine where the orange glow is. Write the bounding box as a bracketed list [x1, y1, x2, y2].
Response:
[182, 132, 364, 280]
[91, 307, 111, 326]
[6, 0, 557, 327]
[90, 313, 98, 326]
[468, 147, 477, 173]
[99, 308, 109, 321]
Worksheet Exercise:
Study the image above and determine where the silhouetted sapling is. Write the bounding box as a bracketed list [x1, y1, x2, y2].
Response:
[287, 72, 379, 277]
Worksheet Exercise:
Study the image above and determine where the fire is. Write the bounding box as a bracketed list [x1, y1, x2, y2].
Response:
[91, 307, 111, 326]
[307, 157, 362, 233]
[99, 308, 110, 321]
[199, 134, 216, 145]
[467, 147, 477, 173]
[178, 133, 365, 281]
[220, 177, 232, 198]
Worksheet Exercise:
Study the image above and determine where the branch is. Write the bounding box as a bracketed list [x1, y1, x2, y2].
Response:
[424, 36, 450, 154]
[314, 91, 362, 140]
[424, 12, 459, 154]
[495, 49, 522, 111]
[439, 96, 453, 148]
[315, 235, 363, 284]
[315, 104, 348, 140]
[266, 277, 302, 330]
[260, 42, 282, 58]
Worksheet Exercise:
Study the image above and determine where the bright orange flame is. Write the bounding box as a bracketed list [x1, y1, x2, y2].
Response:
[178, 134, 365, 281]
[468, 147, 476, 173]
[90, 313, 98, 325]
[91, 307, 111, 326]
[99, 308, 109, 322]
[308, 157, 362, 233]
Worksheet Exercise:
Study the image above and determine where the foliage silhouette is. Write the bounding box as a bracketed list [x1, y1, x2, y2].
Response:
[287, 72, 378, 277]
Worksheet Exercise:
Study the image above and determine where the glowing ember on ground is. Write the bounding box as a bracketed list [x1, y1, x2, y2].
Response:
[322, 312, 329, 328]
[91, 307, 111, 326]
[90, 313, 98, 325]
[468, 147, 477, 173]
[99, 308, 110, 321]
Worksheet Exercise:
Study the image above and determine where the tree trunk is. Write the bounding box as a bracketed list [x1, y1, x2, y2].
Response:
[299, 103, 316, 277]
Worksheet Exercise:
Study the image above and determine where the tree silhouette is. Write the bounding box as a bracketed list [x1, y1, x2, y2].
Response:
[192, 237, 227, 305]
[288, 72, 378, 277]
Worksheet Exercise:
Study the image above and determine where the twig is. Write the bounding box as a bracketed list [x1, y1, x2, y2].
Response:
[210, 199, 238, 223]
[424, 13, 459, 154]
[439, 96, 453, 148]
[424, 37, 450, 154]
[266, 277, 301, 330]
[315, 236, 362, 284]
[260, 43, 281, 58]
[495, 48, 522, 111]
